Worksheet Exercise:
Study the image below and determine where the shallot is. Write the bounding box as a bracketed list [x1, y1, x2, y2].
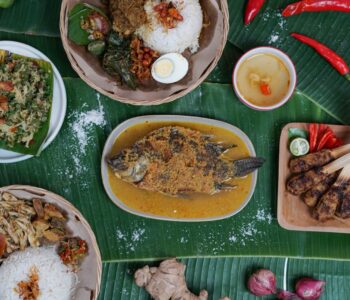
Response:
[247, 269, 276, 296]
[295, 277, 325, 300]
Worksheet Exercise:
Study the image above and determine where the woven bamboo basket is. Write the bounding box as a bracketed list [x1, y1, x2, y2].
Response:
[60, 0, 229, 105]
[0, 185, 102, 300]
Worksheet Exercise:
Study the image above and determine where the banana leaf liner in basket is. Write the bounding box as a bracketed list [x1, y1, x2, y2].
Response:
[60, 0, 229, 105]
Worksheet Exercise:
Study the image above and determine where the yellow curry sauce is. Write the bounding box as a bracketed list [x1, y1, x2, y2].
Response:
[108, 121, 252, 219]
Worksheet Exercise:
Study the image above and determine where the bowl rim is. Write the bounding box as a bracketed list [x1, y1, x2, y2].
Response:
[101, 115, 259, 222]
[232, 46, 298, 111]
[59, 0, 229, 105]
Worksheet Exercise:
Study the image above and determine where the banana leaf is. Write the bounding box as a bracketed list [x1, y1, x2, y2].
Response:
[0, 0, 61, 37]
[0, 31, 77, 77]
[0, 1, 349, 123]
[68, 3, 109, 45]
[228, 0, 350, 124]
[0, 50, 53, 155]
[3, 78, 349, 262]
[99, 257, 350, 299]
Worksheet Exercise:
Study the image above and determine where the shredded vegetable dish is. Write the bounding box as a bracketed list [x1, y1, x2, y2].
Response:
[0, 52, 52, 149]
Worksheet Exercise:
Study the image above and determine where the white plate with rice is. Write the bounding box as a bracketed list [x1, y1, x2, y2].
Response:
[0, 185, 102, 300]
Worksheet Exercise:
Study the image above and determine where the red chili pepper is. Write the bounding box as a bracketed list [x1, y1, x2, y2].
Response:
[291, 33, 350, 81]
[324, 136, 338, 148]
[244, 0, 266, 25]
[317, 130, 334, 151]
[309, 123, 319, 152]
[283, 0, 350, 17]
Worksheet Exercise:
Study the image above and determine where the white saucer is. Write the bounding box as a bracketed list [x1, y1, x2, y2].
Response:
[0, 41, 67, 163]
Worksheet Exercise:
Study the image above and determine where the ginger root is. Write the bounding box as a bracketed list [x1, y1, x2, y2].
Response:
[134, 258, 208, 300]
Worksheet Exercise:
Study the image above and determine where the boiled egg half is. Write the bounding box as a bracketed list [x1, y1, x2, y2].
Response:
[151, 53, 189, 84]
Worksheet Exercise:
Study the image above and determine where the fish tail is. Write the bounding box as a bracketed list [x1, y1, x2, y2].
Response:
[233, 157, 265, 177]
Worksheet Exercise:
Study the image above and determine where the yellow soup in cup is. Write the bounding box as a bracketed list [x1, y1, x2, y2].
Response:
[233, 47, 297, 111]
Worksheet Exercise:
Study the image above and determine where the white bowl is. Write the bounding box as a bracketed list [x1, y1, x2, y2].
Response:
[0, 41, 67, 163]
[101, 115, 259, 222]
[232, 46, 297, 111]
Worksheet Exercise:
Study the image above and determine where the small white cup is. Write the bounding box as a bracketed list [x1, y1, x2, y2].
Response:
[232, 47, 297, 111]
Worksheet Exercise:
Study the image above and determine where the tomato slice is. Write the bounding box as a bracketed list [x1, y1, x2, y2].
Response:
[260, 83, 271, 95]
[0, 81, 14, 91]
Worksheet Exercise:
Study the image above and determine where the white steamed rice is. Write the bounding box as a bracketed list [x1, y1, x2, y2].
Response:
[0, 246, 76, 300]
[136, 0, 203, 54]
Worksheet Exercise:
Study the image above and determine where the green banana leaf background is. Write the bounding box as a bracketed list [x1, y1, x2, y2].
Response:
[0, 0, 350, 299]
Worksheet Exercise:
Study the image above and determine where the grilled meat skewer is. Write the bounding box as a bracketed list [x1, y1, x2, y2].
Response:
[290, 144, 350, 174]
[302, 172, 339, 207]
[287, 153, 350, 195]
[313, 165, 350, 222]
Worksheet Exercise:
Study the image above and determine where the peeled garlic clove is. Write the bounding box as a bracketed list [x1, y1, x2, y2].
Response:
[247, 269, 277, 296]
[277, 290, 302, 300]
[295, 277, 325, 300]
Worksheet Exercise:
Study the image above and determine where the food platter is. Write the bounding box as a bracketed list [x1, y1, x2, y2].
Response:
[0, 41, 67, 164]
[0, 185, 102, 299]
[59, 0, 228, 105]
[101, 115, 259, 222]
[277, 123, 350, 233]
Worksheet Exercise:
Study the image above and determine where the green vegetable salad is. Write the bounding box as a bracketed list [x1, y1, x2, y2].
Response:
[0, 50, 53, 155]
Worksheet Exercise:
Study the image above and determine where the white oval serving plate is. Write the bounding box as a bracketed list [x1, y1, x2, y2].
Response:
[101, 115, 258, 222]
[0, 185, 102, 300]
[0, 41, 67, 164]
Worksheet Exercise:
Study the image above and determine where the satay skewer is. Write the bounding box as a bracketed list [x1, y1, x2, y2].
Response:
[313, 165, 350, 222]
[290, 144, 350, 173]
[287, 153, 350, 195]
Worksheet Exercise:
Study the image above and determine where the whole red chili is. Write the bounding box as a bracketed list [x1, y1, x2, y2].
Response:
[309, 123, 319, 153]
[317, 129, 333, 151]
[291, 33, 350, 81]
[244, 0, 266, 25]
[283, 0, 350, 17]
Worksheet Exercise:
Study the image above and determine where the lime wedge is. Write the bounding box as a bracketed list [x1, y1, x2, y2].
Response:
[290, 138, 310, 156]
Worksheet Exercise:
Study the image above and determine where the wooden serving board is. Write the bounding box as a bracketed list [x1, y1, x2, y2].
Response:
[278, 123, 350, 233]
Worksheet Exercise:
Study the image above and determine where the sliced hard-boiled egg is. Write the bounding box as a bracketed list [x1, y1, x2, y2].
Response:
[151, 53, 189, 84]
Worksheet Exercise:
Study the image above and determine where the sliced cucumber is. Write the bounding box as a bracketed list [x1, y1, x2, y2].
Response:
[290, 138, 310, 157]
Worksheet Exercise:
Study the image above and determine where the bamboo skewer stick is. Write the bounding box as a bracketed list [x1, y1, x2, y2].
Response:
[330, 143, 350, 158]
[287, 153, 350, 195]
[322, 153, 350, 174]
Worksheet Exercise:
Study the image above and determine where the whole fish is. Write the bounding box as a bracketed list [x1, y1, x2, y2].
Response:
[108, 126, 264, 196]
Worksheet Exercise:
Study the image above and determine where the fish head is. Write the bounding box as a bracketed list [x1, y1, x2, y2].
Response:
[108, 149, 149, 183]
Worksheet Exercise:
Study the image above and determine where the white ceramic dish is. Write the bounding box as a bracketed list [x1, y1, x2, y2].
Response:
[101, 115, 258, 222]
[0, 41, 67, 163]
[0, 185, 102, 299]
[232, 46, 297, 111]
